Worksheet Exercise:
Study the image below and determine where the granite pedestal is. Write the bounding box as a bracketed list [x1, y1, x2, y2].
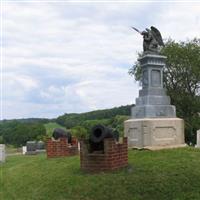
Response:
[124, 118, 186, 150]
[124, 54, 186, 149]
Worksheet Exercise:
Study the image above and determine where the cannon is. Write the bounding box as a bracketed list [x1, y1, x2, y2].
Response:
[89, 124, 119, 152]
[52, 128, 72, 144]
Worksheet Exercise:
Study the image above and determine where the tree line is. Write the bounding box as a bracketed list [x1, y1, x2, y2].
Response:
[0, 106, 131, 146]
[0, 120, 46, 147]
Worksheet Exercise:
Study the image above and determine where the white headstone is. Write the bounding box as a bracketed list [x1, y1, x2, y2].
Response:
[22, 146, 27, 155]
[195, 130, 200, 148]
[78, 142, 80, 151]
[0, 144, 6, 162]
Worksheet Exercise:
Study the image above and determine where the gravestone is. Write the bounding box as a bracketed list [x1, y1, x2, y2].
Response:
[36, 141, 46, 154]
[0, 144, 6, 162]
[124, 26, 186, 149]
[22, 146, 27, 155]
[26, 141, 37, 155]
[36, 141, 45, 150]
[195, 130, 200, 148]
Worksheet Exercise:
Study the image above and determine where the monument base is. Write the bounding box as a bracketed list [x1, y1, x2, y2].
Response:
[124, 118, 186, 150]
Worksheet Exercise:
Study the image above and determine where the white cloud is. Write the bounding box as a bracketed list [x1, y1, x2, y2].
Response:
[2, 2, 200, 119]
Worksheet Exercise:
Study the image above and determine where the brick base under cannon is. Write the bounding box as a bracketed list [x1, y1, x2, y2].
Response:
[80, 138, 128, 172]
[46, 138, 78, 158]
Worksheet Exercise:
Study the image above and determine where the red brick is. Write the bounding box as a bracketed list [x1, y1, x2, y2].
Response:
[46, 138, 78, 158]
[80, 137, 128, 172]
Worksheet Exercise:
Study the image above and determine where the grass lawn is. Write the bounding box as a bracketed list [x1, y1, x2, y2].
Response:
[44, 122, 66, 137]
[1, 148, 200, 200]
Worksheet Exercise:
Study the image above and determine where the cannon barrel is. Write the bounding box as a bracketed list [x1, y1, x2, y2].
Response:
[90, 124, 119, 143]
[52, 128, 72, 143]
[89, 125, 119, 152]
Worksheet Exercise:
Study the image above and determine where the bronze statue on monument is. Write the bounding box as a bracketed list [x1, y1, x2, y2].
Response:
[132, 26, 164, 54]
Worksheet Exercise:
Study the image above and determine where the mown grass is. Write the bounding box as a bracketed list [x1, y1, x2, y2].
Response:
[5, 145, 22, 155]
[44, 122, 66, 136]
[1, 148, 200, 200]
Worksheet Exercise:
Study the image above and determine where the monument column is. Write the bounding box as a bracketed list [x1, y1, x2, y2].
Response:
[124, 26, 186, 149]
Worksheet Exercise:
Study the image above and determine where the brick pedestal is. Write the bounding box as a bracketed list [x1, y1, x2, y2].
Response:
[46, 138, 78, 158]
[80, 138, 128, 172]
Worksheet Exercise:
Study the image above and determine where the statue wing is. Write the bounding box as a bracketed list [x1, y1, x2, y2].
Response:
[151, 26, 164, 46]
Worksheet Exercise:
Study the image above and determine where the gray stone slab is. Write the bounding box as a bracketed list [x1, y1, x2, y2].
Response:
[131, 105, 176, 118]
[136, 95, 171, 105]
[138, 54, 167, 67]
[139, 88, 167, 96]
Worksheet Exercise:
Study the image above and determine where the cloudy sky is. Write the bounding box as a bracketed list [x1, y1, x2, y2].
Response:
[1, 1, 200, 119]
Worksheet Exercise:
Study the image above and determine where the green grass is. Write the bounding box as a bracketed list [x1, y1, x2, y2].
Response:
[1, 148, 200, 200]
[5, 145, 22, 155]
[44, 122, 66, 136]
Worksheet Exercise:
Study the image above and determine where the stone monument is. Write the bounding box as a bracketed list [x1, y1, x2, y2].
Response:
[26, 141, 37, 155]
[195, 130, 200, 148]
[124, 26, 186, 149]
[0, 144, 6, 162]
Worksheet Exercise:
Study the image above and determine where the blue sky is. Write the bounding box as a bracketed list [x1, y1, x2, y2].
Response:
[2, 1, 200, 119]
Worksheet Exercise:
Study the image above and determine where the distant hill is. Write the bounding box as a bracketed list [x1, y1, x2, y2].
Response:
[0, 104, 133, 126]
[55, 104, 133, 128]
[0, 118, 51, 124]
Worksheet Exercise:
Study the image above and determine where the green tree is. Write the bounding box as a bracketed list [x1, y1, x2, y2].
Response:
[80, 119, 112, 132]
[56, 105, 132, 128]
[71, 126, 88, 139]
[0, 121, 46, 147]
[0, 136, 4, 143]
[129, 38, 200, 144]
[111, 115, 129, 137]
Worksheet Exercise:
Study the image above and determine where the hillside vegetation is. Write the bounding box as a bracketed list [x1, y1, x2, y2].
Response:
[44, 122, 66, 137]
[56, 104, 132, 128]
[1, 148, 200, 200]
[0, 105, 132, 146]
